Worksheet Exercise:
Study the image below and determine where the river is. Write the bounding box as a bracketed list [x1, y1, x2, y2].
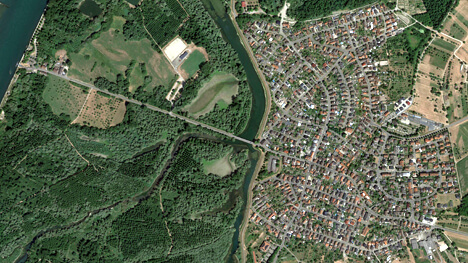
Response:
[199, 0, 267, 261]
[0, 0, 47, 102]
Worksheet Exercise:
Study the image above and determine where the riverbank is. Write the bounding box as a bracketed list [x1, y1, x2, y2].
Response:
[229, 0, 272, 141]
[238, 149, 264, 263]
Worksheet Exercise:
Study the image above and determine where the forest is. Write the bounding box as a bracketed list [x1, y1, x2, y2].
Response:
[0, 69, 254, 261]
[286, 0, 375, 20]
[413, 0, 456, 29]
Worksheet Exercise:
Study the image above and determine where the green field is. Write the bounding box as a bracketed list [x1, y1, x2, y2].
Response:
[42, 75, 88, 120]
[68, 16, 177, 91]
[450, 22, 467, 40]
[432, 38, 457, 52]
[185, 73, 239, 118]
[426, 46, 451, 69]
[457, 13, 468, 28]
[181, 50, 206, 78]
[457, 155, 468, 194]
[203, 151, 236, 177]
[446, 232, 468, 251]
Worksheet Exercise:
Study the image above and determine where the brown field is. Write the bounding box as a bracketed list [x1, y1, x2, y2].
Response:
[456, 45, 468, 62]
[409, 77, 448, 124]
[72, 89, 126, 129]
[445, 231, 468, 251]
[419, 53, 446, 78]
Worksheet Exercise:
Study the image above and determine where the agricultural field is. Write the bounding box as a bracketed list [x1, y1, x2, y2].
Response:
[185, 73, 239, 118]
[432, 38, 458, 53]
[42, 75, 88, 120]
[450, 120, 468, 160]
[446, 231, 468, 251]
[72, 89, 126, 129]
[443, 59, 468, 123]
[68, 16, 177, 92]
[457, 154, 468, 193]
[409, 77, 448, 124]
[180, 50, 206, 78]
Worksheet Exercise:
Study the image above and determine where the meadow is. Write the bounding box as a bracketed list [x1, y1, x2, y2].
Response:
[181, 50, 206, 78]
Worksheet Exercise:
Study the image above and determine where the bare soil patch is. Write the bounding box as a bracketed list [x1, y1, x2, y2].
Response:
[72, 89, 126, 129]
[409, 77, 448, 124]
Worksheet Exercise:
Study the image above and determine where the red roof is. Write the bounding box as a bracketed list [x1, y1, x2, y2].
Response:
[241, 1, 247, 7]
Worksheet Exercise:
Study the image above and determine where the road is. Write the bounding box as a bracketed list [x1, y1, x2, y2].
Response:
[22, 66, 260, 148]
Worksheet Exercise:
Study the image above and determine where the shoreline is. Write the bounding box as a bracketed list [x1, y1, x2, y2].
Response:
[0, 12, 44, 111]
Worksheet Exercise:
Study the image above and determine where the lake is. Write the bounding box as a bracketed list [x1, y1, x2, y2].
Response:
[0, 0, 47, 103]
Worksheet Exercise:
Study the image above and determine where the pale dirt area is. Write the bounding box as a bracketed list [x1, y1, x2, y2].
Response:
[72, 89, 126, 129]
[204, 153, 236, 177]
[165, 75, 184, 101]
[456, 45, 468, 62]
[445, 231, 468, 244]
[448, 58, 465, 84]
[409, 77, 448, 124]
[163, 37, 187, 62]
[455, 0, 468, 20]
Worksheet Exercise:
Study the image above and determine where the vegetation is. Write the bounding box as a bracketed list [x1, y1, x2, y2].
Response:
[259, 0, 284, 15]
[181, 50, 206, 78]
[0, 70, 254, 261]
[287, 0, 375, 21]
[413, 0, 456, 29]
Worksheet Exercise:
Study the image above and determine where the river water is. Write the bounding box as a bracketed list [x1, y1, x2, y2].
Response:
[0, 0, 47, 102]
[199, 0, 267, 261]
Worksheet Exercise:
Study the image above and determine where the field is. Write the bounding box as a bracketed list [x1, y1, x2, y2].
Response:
[436, 193, 461, 207]
[409, 77, 448, 124]
[68, 16, 177, 93]
[442, 16, 468, 41]
[42, 75, 88, 120]
[180, 50, 206, 78]
[432, 38, 457, 53]
[185, 73, 239, 118]
[446, 231, 468, 251]
[203, 151, 236, 177]
[72, 89, 126, 129]
[444, 59, 468, 123]
[457, 155, 468, 194]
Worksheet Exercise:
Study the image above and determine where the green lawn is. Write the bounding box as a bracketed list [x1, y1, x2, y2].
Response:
[432, 38, 457, 52]
[181, 50, 206, 78]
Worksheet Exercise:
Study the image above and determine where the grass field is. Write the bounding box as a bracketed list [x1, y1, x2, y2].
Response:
[450, 22, 467, 40]
[185, 73, 239, 118]
[42, 75, 88, 120]
[180, 50, 206, 78]
[203, 151, 235, 177]
[68, 16, 177, 92]
[432, 38, 457, 52]
[426, 46, 451, 69]
[457, 155, 468, 194]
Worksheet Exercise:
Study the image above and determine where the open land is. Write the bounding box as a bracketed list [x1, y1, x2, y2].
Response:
[68, 16, 177, 93]
[203, 151, 236, 177]
[446, 231, 468, 251]
[180, 50, 206, 78]
[409, 77, 448, 124]
[42, 75, 88, 120]
[457, 155, 468, 194]
[72, 89, 126, 129]
[184, 73, 239, 118]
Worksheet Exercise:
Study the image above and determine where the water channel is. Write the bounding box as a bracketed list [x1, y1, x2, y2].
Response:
[199, 0, 268, 261]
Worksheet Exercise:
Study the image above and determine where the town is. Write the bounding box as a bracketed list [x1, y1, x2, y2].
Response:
[242, 3, 464, 262]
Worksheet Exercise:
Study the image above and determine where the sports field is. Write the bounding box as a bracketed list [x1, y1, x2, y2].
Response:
[184, 73, 239, 118]
[42, 75, 89, 120]
[68, 16, 177, 92]
[180, 50, 206, 78]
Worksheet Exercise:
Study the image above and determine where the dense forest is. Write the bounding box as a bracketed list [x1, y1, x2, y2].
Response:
[259, 0, 285, 15]
[413, 0, 456, 29]
[286, 0, 375, 21]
